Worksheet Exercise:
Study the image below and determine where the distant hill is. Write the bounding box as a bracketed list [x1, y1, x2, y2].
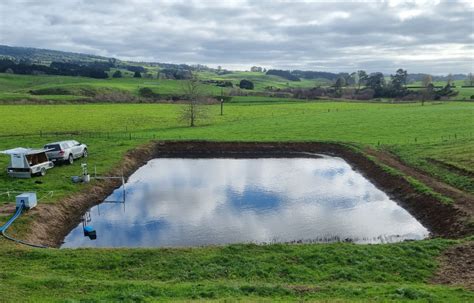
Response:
[0, 45, 468, 82]
[0, 45, 202, 74]
[0, 45, 115, 64]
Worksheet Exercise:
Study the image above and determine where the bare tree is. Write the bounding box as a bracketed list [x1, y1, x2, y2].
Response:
[180, 76, 208, 127]
[421, 83, 434, 106]
[422, 74, 432, 87]
[447, 73, 453, 86]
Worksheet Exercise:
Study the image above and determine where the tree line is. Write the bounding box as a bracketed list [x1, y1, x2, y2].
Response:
[0, 59, 110, 78]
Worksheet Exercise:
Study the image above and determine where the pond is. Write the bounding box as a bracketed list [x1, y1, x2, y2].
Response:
[62, 157, 429, 248]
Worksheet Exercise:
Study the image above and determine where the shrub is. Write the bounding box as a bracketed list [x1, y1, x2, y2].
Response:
[112, 70, 122, 78]
[138, 87, 159, 99]
[239, 79, 254, 90]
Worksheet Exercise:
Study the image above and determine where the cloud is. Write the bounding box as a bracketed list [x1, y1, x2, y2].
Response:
[0, 0, 472, 74]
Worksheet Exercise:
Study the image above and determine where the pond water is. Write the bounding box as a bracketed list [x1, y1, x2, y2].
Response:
[62, 157, 429, 248]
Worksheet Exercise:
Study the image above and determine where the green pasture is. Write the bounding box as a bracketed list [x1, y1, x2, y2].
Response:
[0, 239, 472, 301]
[0, 101, 472, 201]
[0, 100, 472, 301]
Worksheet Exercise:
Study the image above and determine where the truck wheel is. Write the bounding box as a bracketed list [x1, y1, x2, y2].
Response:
[82, 149, 88, 158]
[68, 154, 74, 165]
[40, 167, 46, 176]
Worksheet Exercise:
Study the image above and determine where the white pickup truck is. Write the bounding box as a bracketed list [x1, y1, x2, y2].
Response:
[44, 140, 88, 165]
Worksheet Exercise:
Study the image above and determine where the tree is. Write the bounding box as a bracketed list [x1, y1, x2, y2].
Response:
[350, 72, 358, 87]
[180, 75, 208, 127]
[334, 77, 345, 97]
[265, 70, 300, 81]
[422, 74, 432, 87]
[338, 73, 352, 86]
[446, 73, 453, 86]
[435, 82, 457, 100]
[133, 71, 141, 78]
[366, 72, 385, 97]
[391, 68, 407, 90]
[138, 87, 158, 99]
[239, 79, 254, 90]
[421, 83, 434, 106]
[356, 70, 368, 91]
[112, 70, 122, 78]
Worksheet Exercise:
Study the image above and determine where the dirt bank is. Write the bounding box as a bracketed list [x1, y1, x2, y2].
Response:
[24, 141, 473, 247]
[431, 241, 474, 291]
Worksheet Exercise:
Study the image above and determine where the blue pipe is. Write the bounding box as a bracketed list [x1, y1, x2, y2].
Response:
[0, 203, 47, 248]
[0, 203, 24, 232]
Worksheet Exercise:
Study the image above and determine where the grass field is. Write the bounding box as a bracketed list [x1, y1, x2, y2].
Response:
[1, 239, 472, 301]
[0, 101, 472, 201]
[0, 72, 319, 102]
[0, 100, 472, 301]
[2, 73, 473, 103]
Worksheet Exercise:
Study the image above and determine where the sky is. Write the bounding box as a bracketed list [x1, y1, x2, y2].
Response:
[0, 0, 473, 74]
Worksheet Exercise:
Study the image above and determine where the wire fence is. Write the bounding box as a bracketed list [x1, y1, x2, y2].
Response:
[0, 129, 472, 148]
[0, 130, 159, 141]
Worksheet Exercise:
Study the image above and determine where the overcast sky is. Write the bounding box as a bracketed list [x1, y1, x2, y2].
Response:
[0, 0, 473, 74]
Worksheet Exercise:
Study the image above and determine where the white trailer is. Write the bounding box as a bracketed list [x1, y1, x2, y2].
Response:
[1, 147, 54, 178]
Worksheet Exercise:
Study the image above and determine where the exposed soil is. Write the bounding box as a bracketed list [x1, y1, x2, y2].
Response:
[431, 241, 474, 291]
[427, 157, 474, 178]
[21, 141, 474, 248]
[364, 148, 474, 217]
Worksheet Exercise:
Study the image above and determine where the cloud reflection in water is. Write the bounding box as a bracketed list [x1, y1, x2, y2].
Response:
[62, 157, 429, 248]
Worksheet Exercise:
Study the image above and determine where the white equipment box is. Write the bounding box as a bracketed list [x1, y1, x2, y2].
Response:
[16, 192, 37, 209]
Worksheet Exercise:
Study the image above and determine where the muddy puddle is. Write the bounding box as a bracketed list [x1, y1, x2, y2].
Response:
[62, 157, 429, 248]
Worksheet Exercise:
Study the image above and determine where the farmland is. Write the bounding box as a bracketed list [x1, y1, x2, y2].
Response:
[0, 101, 472, 219]
[0, 72, 320, 102]
[0, 96, 473, 301]
[1, 0, 472, 300]
[1, 72, 473, 103]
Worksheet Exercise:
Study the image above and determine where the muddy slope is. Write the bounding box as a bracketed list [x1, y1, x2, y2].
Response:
[431, 241, 474, 291]
[25, 141, 473, 247]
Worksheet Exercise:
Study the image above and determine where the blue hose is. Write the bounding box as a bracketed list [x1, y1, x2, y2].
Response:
[0, 203, 23, 232]
[0, 203, 47, 248]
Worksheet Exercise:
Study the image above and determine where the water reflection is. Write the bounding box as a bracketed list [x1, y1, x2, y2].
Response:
[62, 157, 429, 248]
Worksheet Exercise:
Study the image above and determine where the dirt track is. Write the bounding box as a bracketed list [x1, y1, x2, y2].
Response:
[19, 141, 473, 248]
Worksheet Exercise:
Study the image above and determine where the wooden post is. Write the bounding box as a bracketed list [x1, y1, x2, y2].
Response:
[220, 98, 224, 116]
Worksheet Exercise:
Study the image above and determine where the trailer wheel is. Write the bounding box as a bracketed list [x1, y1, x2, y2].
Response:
[40, 167, 46, 176]
[68, 154, 74, 165]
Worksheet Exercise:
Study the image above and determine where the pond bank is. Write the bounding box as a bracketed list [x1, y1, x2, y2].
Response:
[25, 141, 474, 247]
